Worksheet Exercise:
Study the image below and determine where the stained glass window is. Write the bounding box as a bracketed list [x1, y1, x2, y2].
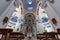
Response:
[11, 16, 18, 22]
[42, 17, 49, 23]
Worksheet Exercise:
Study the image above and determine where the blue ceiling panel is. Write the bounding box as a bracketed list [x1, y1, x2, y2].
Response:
[23, 0, 37, 11]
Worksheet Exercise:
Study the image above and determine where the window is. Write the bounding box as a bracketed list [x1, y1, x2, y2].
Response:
[17, 28, 19, 31]
[48, 0, 54, 3]
[22, 0, 23, 2]
[8, 25, 11, 27]
[41, 3, 47, 9]
[42, 11, 46, 13]
[47, 26, 51, 28]
[6, 0, 10, 1]
[41, 17, 49, 23]
[44, 3, 47, 8]
[14, 2, 16, 7]
[39, 3, 41, 6]
[14, 1, 19, 8]
[11, 16, 18, 22]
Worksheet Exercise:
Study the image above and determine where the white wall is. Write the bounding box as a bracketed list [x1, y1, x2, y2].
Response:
[0, 0, 16, 28]
[50, 0, 60, 17]
[45, 1, 60, 31]
[0, 0, 12, 15]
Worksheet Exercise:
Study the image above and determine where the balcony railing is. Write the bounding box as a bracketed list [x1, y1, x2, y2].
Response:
[0, 28, 60, 40]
